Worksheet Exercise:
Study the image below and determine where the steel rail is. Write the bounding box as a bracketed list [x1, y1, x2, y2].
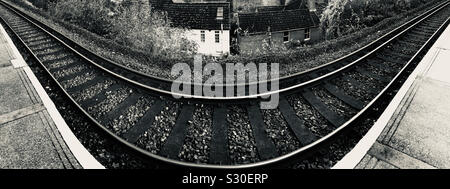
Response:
[0, 1, 448, 169]
[0, 0, 448, 100]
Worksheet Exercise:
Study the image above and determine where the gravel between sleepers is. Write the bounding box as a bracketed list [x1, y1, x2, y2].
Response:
[17, 31, 41, 39]
[32, 44, 60, 52]
[15, 29, 41, 37]
[32, 44, 63, 55]
[330, 77, 372, 104]
[287, 94, 333, 137]
[389, 42, 421, 57]
[25, 36, 51, 46]
[38, 51, 73, 62]
[293, 117, 377, 169]
[312, 87, 357, 120]
[87, 87, 131, 119]
[262, 108, 301, 155]
[107, 96, 155, 135]
[60, 71, 97, 89]
[30, 41, 60, 52]
[72, 79, 115, 102]
[52, 64, 87, 79]
[375, 58, 406, 72]
[136, 100, 181, 154]
[357, 64, 393, 83]
[178, 104, 213, 164]
[347, 70, 384, 90]
[227, 105, 260, 164]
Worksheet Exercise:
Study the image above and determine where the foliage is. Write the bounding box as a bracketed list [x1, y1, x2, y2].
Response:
[112, 1, 197, 58]
[220, 0, 443, 72]
[321, 0, 429, 39]
[48, 0, 114, 36]
[46, 0, 197, 59]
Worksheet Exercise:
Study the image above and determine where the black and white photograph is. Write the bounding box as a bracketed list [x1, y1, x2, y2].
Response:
[0, 0, 449, 185]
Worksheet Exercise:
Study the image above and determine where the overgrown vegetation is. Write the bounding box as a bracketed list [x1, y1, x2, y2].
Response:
[224, 0, 443, 74]
[321, 0, 429, 39]
[28, 0, 197, 59]
[11, 0, 446, 78]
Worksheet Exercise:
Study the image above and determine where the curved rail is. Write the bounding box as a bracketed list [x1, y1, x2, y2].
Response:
[0, 0, 449, 100]
[0, 0, 449, 169]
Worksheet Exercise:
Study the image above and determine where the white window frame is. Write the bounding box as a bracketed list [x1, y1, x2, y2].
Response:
[304, 28, 311, 41]
[215, 31, 220, 43]
[200, 30, 205, 42]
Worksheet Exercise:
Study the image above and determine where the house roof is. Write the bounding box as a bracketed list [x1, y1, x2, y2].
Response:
[163, 3, 231, 30]
[148, 1, 231, 30]
[238, 8, 320, 34]
[149, 0, 172, 10]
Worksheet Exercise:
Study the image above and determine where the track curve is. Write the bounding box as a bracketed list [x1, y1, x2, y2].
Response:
[0, 0, 449, 168]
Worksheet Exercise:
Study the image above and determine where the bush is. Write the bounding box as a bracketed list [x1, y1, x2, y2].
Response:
[320, 0, 429, 39]
[46, 0, 197, 59]
[219, 0, 443, 71]
[49, 0, 114, 36]
[111, 1, 197, 59]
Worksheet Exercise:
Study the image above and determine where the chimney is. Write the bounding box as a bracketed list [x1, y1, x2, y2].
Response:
[307, 0, 316, 11]
[262, 0, 281, 6]
[284, 0, 294, 5]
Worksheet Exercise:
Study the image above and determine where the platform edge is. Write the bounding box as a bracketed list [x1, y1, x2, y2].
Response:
[0, 22, 105, 169]
[332, 44, 442, 169]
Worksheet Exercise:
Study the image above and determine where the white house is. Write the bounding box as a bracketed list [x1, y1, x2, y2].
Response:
[149, 0, 323, 56]
[156, 1, 232, 56]
[185, 29, 230, 56]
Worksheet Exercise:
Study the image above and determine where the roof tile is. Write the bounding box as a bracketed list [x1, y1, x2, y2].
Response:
[238, 8, 319, 34]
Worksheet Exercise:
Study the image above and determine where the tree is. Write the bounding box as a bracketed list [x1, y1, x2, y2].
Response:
[320, 0, 427, 39]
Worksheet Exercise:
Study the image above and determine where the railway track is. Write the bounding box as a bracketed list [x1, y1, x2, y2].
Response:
[0, 0, 449, 168]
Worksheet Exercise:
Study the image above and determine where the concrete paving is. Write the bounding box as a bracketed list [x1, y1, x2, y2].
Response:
[0, 23, 102, 169]
[354, 23, 450, 169]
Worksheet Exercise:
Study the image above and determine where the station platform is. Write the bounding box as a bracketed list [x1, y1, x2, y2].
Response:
[334, 23, 450, 169]
[0, 23, 103, 169]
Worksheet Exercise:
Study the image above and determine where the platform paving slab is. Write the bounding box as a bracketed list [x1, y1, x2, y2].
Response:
[0, 113, 66, 169]
[373, 159, 398, 169]
[0, 66, 35, 115]
[386, 78, 450, 168]
[368, 142, 436, 169]
[0, 64, 81, 168]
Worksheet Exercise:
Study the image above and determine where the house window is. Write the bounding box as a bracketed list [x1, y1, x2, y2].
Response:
[283, 31, 289, 42]
[217, 7, 224, 20]
[215, 31, 220, 43]
[304, 28, 311, 40]
[200, 31, 205, 42]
